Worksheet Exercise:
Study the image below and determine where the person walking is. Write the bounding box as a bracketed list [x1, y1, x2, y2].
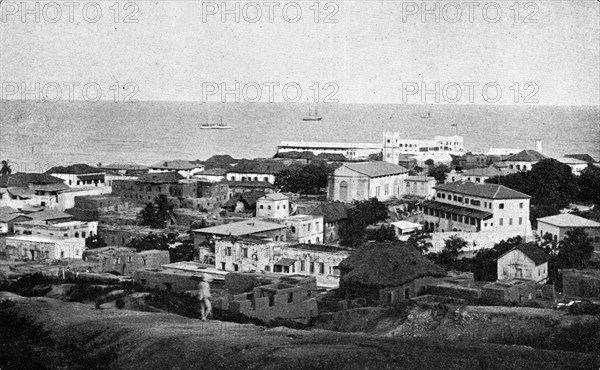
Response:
[197, 274, 212, 321]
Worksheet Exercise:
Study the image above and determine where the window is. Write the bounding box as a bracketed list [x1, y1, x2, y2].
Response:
[509, 218, 513, 226]
[226, 247, 232, 256]
[310, 262, 315, 274]
[300, 260, 305, 271]
[242, 248, 248, 258]
[499, 203, 504, 209]
[519, 202, 524, 208]
[268, 206, 271, 210]
[260, 205, 264, 209]
[499, 218, 504, 226]
[503, 267, 508, 276]
[319, 263, 325, 274]
[518, 217, 523, 225]
[128, 256, 132, 262]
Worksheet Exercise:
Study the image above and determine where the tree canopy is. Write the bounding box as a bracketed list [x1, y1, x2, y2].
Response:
[85, 234, 107, 250]
[139, 194, 175, 229]
[274, 162, 333, 194]
[339, 198, 389, 247]
[428, 163, 451, 184]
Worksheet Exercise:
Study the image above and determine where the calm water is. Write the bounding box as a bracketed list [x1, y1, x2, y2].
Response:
[0, 101, 598, 173]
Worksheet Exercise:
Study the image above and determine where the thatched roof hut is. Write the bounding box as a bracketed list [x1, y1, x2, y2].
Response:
[339, 242, 446, 288]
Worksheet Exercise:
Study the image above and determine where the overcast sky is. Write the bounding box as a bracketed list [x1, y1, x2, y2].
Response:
[1, 0, 598, 105]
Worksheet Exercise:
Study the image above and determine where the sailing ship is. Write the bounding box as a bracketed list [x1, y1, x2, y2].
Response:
[421, 112, 432, 119]
[302, 108, 322, 121]
[200, 116, 232, 130]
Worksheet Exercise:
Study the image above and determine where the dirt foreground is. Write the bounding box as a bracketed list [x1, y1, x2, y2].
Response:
[1, 292, 599, 370]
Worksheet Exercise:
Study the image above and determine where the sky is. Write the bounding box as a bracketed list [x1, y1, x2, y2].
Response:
[1, 0, 599, 105]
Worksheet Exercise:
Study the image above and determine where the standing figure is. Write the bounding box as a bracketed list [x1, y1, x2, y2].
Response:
[197, 274, 212, 321]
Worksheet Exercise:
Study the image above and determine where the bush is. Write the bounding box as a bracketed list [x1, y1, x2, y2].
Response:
[115, 298, 125, 309]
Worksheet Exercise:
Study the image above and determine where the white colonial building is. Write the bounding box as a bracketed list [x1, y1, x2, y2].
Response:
[256, 193, 290, 218]
[383, 133, 465, 164]
[497, 244, 550, 284]
[328, 162, 408, 203]
[403, 176, 436, 198]
[421, 181, 531, 235]
[3, 235, 86, 261]
[277, 141, 382, 161]
[148, 160, 204, 179]
[537, 213, 600, 250]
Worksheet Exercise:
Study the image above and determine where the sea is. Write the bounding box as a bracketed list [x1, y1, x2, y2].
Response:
[0, 101, 598, 173]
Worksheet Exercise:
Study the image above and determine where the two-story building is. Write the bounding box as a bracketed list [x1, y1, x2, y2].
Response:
[328, 162, 408, 203]
[226, 160, 286, 184]
[383, 133, 465, 165]
[213, 238, 351, 288]
[3, 235, 85, 261]
[46, 164, 107, 188]
[502, 150, 546, 174]
[112, 172, 184, 203]
[421, 181, 531, 235]
[497, 244, 550, 284]
[256, 193, 290, 218]
[461, 166, 502, 183]
[307, 201, 348, 243]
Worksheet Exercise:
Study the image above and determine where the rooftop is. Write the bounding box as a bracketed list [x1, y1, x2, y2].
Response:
[309, 201, 348, 223]
[434, 182, 531, 199]
[261, 193, 289, 201]
[504, 150, 547, 162]
[279, 141, 382, 149]
[461, 166, 502, 177]
[223, 180, 275, 189]
[537, 213, 600, 228]
[405, 176, 435, 182]
[342, 161, 408, 177]
[194, 219, 287, 236]
[0, 173, 64, 187]
[555, 157, 588, 165]
[136, 172, 184, 184]
[500, 244, 550, 266]
[46, 164, 103, 175]
[28, 210, 74, 222]
[150, 160, 200, 170]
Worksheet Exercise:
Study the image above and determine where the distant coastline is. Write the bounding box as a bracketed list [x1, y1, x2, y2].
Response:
[1, 101, 598, 173]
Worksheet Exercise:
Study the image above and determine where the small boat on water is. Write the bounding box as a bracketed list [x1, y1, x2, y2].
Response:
[421, 112, 432, 119]
[302, 108, 322, 121]
[200, 116, 232, 129]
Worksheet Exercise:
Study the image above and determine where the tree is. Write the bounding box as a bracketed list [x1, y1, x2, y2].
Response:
[556, 228, 594, 269]
[406, 230, 433, 254]
[85, 234, 107, 250]
[365, 225, 398, 242]
[578, 165, 600, 207]
[339, 198, 389, 247]
[169, 239, 197, 263]
[428, 163, 450, 184]
[139, 194, 174, 229]
[126, 232, 179, 252]
[486, 159, 579, 226]
[443, 235, 468, 261]
[274, 162, 332, 194]
[424, 159, 435, 167]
